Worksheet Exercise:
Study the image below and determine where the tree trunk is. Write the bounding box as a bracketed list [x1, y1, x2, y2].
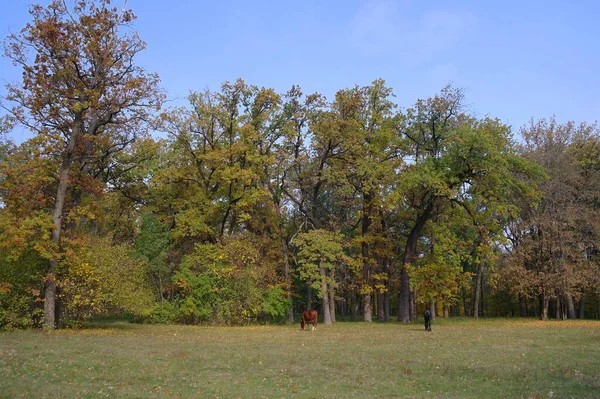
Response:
[410, 289, 417, 322]
[350, 287, 358, 321]
[398, 266, 411, 322]
[473, 263, 484, 319]
[329, 269, 336, 323]
[361, 193, 373, 322]
[578, 294, 586, 319]
[363, 293, 372, 322]
[384, 281, 391, 322]
[306, 285, 313, 310]
[340, 297, 346, 318]
[158, 274, 164, 308]
[398, 202, 434, 322]
[282, 235, 294, 323]
[566, 294, 576, 320]
[518, 293, 527, 317]
[321, 284, 332, 324]
[384, 265, 391, 322]
[377, 292, 385, 321]
[429, 299, 436, 321]
[43, 275, 56, 330]
[443, 306, 449, 319]
[44, 130, 79, 331]
[480, 282, 484, 317]
[319, 264, 332, 324]
[275, 202, 294, 324]
[540, 294, 549, 321]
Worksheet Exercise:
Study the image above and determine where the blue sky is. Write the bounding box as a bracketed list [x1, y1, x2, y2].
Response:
[1, 0, 598, 142]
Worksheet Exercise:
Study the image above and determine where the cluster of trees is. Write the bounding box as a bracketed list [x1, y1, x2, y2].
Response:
[1, 0, 598, 330]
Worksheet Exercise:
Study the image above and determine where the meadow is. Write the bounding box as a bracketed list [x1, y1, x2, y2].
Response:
[1, 318, 599, 398]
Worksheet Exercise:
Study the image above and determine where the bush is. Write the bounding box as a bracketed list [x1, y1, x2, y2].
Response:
[144, 301, 178, 324]
[171, 238, 288, 325]
[59, 236, 155, 325]
[262, 286, 291, 320]
[0, 283, 43, 330]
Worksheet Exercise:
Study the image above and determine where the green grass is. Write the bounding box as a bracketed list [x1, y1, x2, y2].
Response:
[1, 318, 599, 398]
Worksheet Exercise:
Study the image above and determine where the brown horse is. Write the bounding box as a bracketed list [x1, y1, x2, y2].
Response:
[301, 309, 318, 331]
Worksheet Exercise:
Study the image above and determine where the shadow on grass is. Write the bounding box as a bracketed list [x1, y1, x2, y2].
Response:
[85, 315, 142, 331]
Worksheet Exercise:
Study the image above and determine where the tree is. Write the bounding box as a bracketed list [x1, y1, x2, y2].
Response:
[2, 0, 164, 329]
[326, 80, 401, 322]
[295, 229, 346, 324]
[504, 119, 599, 320]
[395, 86, 538, 322]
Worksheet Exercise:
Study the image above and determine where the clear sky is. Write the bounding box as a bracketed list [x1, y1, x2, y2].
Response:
[1, 0, 599, 142]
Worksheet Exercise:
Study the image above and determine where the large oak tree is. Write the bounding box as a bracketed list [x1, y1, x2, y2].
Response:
[3, 0, 164, 329]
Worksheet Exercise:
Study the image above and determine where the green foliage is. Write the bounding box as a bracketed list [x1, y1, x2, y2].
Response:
[173, 263, 219, 324]
[295, 229, 345, 296]
[0, 246, 46, 330]
[59, 236, 154, 326]
[170, 237, 286, 325]
[144, 301, 178, 324]
[261, 285, 291, 319]
[134, 212, 172, 301]
[0, 282, 43, 330]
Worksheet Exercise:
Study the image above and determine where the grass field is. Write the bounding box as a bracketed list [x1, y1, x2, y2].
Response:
[1, 318, 599, 398]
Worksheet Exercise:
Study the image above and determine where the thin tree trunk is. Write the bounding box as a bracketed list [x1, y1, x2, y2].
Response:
[45, 130, 79, 331]
[377, 292, 385, 321]
[532, 297, 539, 319]
[410, 289, 417, 322]
[398, 266, 411, 322]
[519, 293, 527, 317]
[384, 264, 391, 322]
[350, 287, 358, 321]
[274, 202, 293, 324]
[384, 289, 390, 322]
[306, 285, 313, 310]
[361, 193, 373, 322]
[329, 269, 335, 323]
[282, 236, 293, 323]
[443, 306, 449, 319]
[430, 299, 436, 321]
[43, 275, 56, 330]
[473, 263, 484, 319]
[398, 202, 434, 322]
[578, 294, 586, 319]
[566, 294, 576, 320]
[384, 274, 391, 322]
[541, 294, 549, 321]
[158, 274, 164, 308]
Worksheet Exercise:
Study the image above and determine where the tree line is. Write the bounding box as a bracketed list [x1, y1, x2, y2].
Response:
[1, 0, 598, 330]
